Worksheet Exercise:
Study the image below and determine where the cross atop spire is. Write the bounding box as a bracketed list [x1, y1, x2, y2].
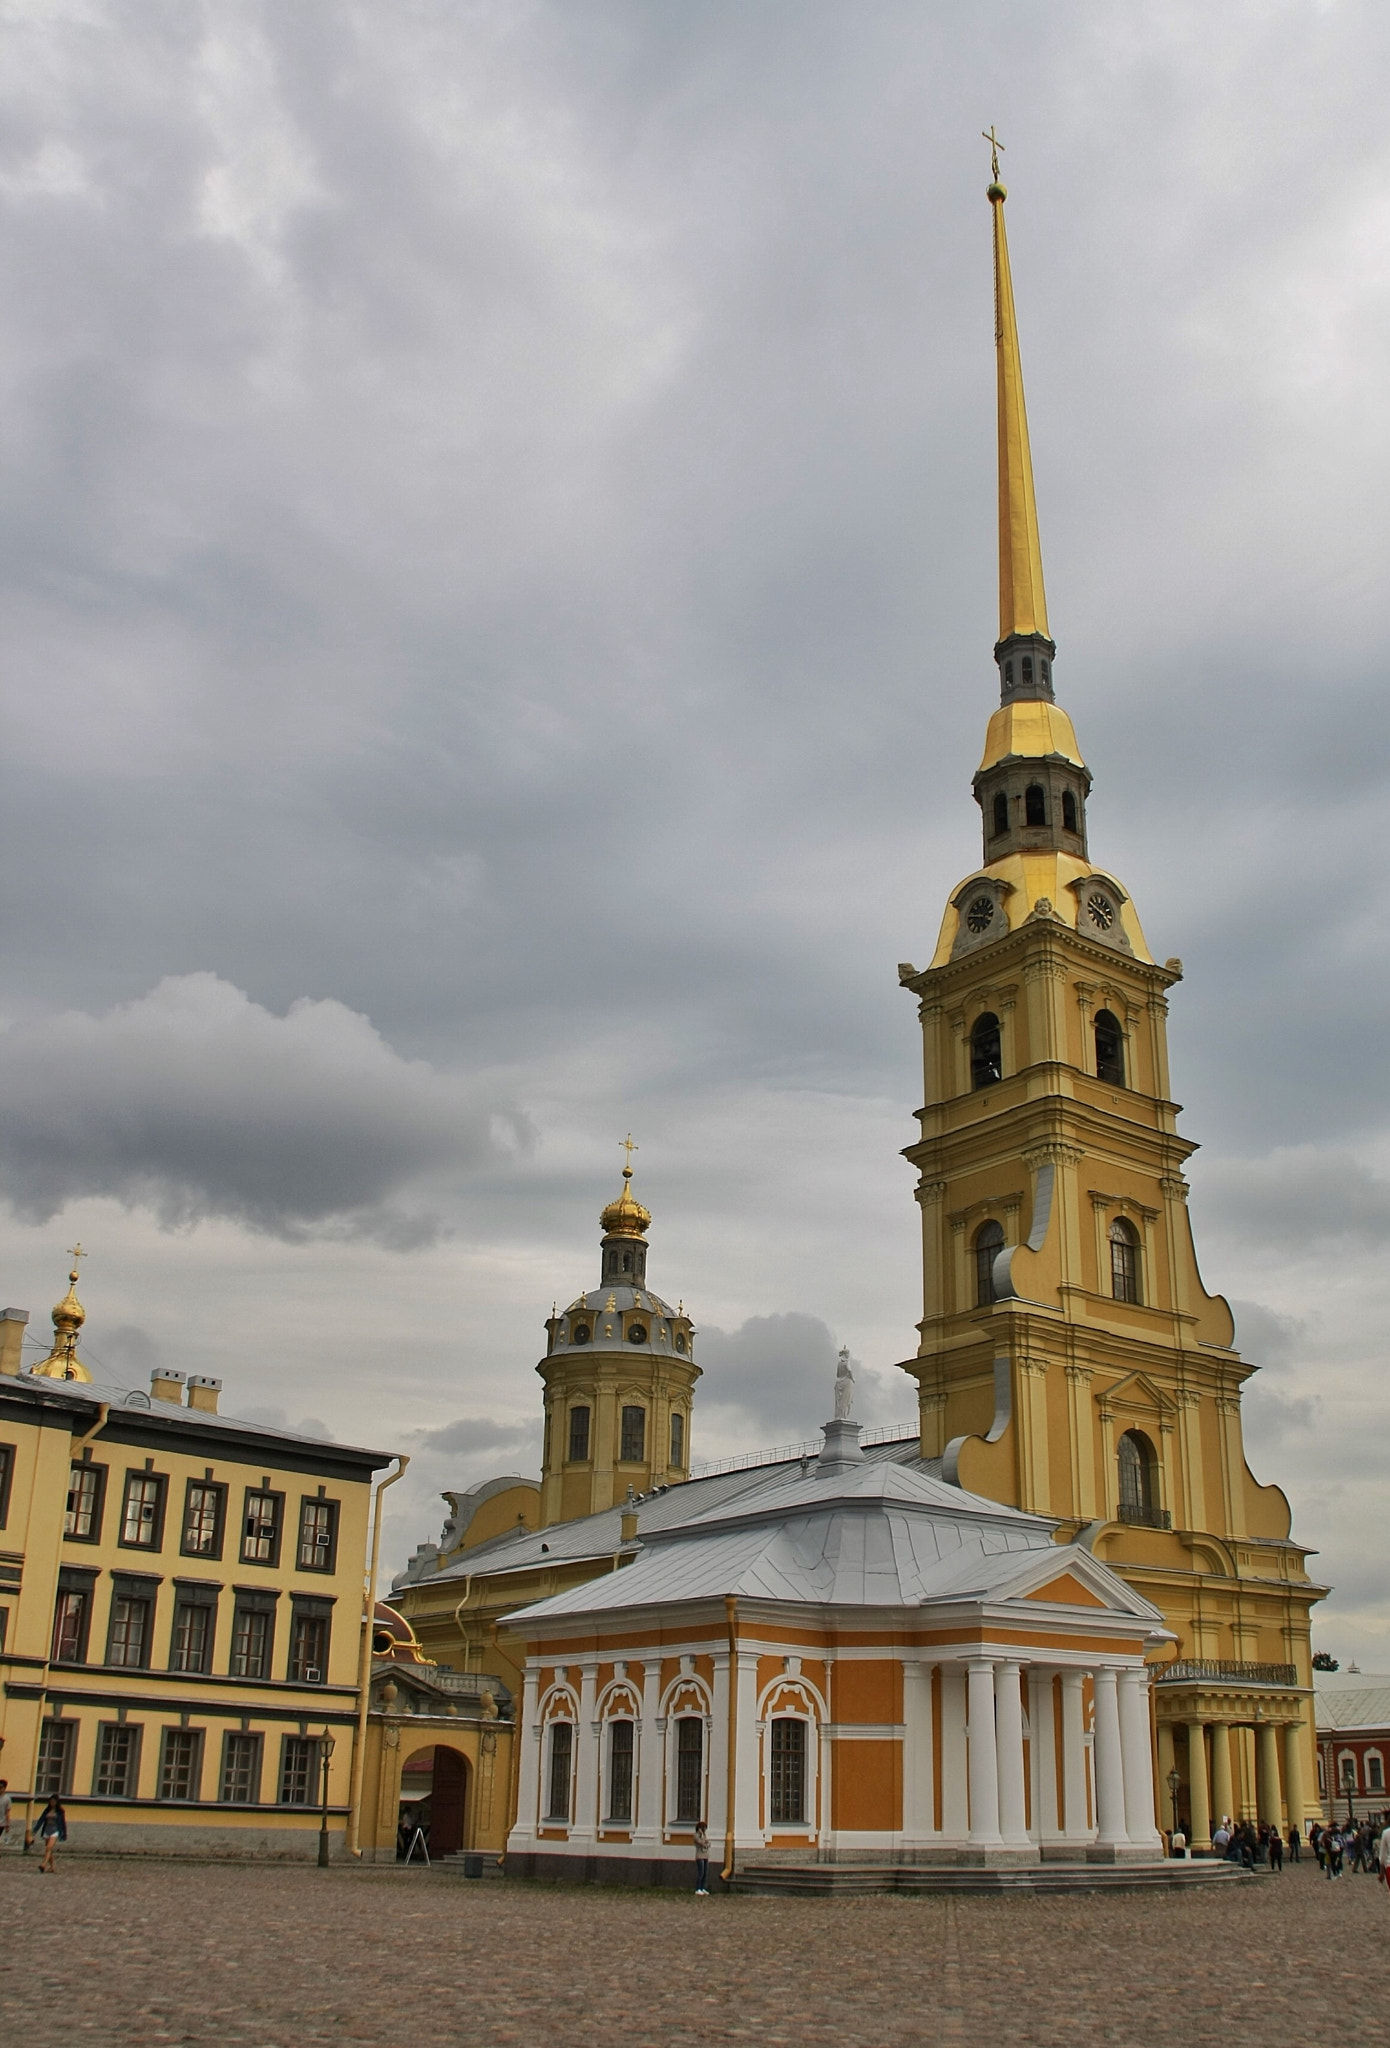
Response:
[981, 124, 1004, 183]
[619, 1133, 638, 1182]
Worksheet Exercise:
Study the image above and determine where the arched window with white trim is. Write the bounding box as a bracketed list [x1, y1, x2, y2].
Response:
[1110, 1216, 1141, 1304]
[974, 1219, 1004, 1307]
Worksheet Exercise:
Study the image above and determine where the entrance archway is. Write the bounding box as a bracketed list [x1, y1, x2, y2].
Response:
[399, 1744, 470, 1858]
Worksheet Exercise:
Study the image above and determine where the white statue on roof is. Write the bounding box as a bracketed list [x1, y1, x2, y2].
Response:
[833, 1346, 854, 1421]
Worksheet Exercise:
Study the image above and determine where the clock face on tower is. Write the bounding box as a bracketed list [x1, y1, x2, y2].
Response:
[966, 895, 995, 934]
[1085, 890, 1116, 932]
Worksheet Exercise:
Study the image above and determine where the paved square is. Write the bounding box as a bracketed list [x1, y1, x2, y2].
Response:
[3, 1857, 1389, 2046]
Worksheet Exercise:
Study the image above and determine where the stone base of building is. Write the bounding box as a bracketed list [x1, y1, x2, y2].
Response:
[504, 1848, 716, 1889]
[1084, 1840, 1165, 1864]
[19, 1822, 344, 1860]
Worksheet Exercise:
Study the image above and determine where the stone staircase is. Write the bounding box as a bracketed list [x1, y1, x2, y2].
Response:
[730, 1859, 1252, 1897]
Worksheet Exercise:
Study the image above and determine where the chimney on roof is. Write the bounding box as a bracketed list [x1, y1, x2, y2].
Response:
[0, 1308, 28, 1376]
[151, 1367, 186, 1404]
[186, 1375, 222, 1414]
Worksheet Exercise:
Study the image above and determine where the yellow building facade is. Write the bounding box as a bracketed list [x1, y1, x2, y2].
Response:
[894, 164, 1323, 1844]
[0, 1271, 394, 1857]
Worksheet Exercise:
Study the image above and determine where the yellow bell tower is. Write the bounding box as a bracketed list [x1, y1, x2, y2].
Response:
[896, 145, 1324, 1843]
[536, 1145, 699, 1527]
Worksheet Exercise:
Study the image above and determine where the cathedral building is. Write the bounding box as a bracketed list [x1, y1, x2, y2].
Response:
[391, 164, 1323, 1878]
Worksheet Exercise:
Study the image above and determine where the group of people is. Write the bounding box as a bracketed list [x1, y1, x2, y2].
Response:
[1309, 1818, 1390, 1880]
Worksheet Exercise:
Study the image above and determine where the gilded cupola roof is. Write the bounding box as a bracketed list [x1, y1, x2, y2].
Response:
[32, 1245, 94, 1383]
[600, 1136, 651, 1240]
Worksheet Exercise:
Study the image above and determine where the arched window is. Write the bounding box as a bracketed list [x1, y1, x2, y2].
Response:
[971, 1012, 1002, 1090]
[1062, 789, 1078, 834]
[1003, 659, 1013, 688]
[1094, 1009, 1125, 1085]
[991, 791, 1009, 837]
[769, 1718, 807, 1825]
[1025, 784, 1047, 826]
[1021, 654, 1034, 688]
[974, 1219, 1005, 1307]
[1370, 1754, 1385, 1793]
[674, 1717, 703, 1822]
[1040, 660, 1050, 687]
[546, 1721, 573, 1821]
[606, 1720, 634, 1822]
[1110, 1217, 1141, 1304]
[1117, 1429, 1157, 1522]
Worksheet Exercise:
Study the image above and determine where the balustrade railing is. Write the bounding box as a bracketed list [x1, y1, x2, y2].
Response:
[1156, 1658, 1299, 1688]
[1117, 1502, 1171, 1530]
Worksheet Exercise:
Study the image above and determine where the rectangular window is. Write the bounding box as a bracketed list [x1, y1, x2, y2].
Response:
[181, 1481, 225, 1559]
[220, 1731, 263, 1804]
[669, 1412, 684, 1469]
[546, 1722, 573, 1821]
[279, 1735, 320, 1806]
[230, 1603, 273, 1680]
[65, 1461, 105, 1541]
[0, 1441, 15, 1526]
[619, 1406, 646, 1463]
[607, 1720, 634, 1823]
[288, 1609, 329, 1684]
[674, 1716, 703, 1823]
[35, 1719, 77, 1797]
[158, 1728, 203, 1802]
[51, 1587, 90, 1663]
[1372, 1756, 1385, 1792]
[106, 1593, 153, 1669]
[769, 1717, 807, 1826]
[120, 1472, 165, 1549]
[297, 1498, 338, 1572]
[567, 1407, 590, 1462]
[93, 1723, 142, 1799]
[240, 1490, 282, 1566]
[170, 1597, 215, 1675]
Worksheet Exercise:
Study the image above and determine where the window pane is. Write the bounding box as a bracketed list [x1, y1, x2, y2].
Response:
[279, 1736, 319, 1806]
[122, 1475, 162, 1547]
[620, 1407, 645, 1463]
[669, 1412, 684, 1468]
[242, 1493, 280, 1563]
[674, 1717, 703, 1822]
[171, 1602, 212, 1675]
[159, 1730, 203, 1801]
[65, 1464, 100, 1538]
[183, 1484, 222, 1556]
[36, 1721, 75, 1797]
[568, 1408, 590, 1462]
[607, 1721, 634, 1823]
[289, 1611, 329, 1683]
[220, 1733, 262, 1804]
[231, 1606, 271, 1680]
[107, 1596, 151, 1668]
[769, 1718, 806, 1826]
[547, 1723, 573, 1820]
[297, 1500, 336, 1571]
[94, 1724, 140, 1798]
[51, 1589, 87, 1663]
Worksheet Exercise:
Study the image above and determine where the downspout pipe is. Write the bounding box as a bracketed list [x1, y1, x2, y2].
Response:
[721, 1593, 738, 1886]
[346, 1454, 409, 1859]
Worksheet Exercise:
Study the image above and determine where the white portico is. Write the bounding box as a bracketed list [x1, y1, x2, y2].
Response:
[504, 1409, 1169, 1884]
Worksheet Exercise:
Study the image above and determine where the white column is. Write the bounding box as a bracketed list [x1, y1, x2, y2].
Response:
[901, 1658, 935, 1844]
[940, 1665, 969, 1842]
[634, 1658, 662, 1845]
[995, 1659, 1029, 1846]
[570, 1658, 600, 1842]
[733, 1653, 760, 1845]
[708, 1651, 730, 1854]
[1060, 1670, 1089, 1841]
[509, 1663, 542, 1845]
[1091, 1666, 1128, 1847]
[966, 1658, 1002, 1846]
[1029, 1667, 1059, 1844]
[1118, 1667, 1161, 1850]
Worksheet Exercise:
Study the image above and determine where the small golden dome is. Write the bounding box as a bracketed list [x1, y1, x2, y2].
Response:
[32, 1250, 93, 1383]
[600, 1167, 651, 1241]
[53, 1270, 86, 1334]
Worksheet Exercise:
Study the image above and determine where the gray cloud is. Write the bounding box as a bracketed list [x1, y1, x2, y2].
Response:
[694, 1312, 907, 1451]
[0, 972, 518, 1244]
[409, 1416, 537, 1458]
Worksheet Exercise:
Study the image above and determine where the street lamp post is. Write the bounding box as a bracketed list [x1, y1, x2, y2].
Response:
[1166, 1767, 1182, 1847]
[1343, 1757, 1356, 1829]
[317, 1728, 337, 1869]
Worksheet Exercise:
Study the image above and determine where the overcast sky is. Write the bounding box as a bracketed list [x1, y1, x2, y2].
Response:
[1, 2, 1388, 1657]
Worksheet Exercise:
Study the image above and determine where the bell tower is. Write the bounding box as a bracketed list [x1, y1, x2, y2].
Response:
[536, 1146, 699, 1528]
[895, 150, 1324, 1840]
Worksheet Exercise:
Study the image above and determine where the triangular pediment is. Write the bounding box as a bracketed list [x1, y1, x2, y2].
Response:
[1025, 1571, 1107, 1609]
[1096, 1369, 1175, 1416]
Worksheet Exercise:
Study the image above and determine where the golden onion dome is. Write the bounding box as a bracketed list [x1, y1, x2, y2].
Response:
[600, 1166, 651, 1241]
[32, 1252, 93, 1382]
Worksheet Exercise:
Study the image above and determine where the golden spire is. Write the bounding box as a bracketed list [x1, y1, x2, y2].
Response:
[985, 130, 1050, 648]
[32, 1244, 94, 1383]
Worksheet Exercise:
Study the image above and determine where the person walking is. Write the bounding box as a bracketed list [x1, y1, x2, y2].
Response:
[691, 1818, 712, 1892]
[1378, 1818, 1390, 1889]
[35, 1795, 66, 1873]
[1326, 1827, 1345, 1881]
[1288, 1822, 1302, 1864]
[1269, 1827, 1284, 1872]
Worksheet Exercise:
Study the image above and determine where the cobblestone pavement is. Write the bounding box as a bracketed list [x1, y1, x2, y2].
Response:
[4, 1857, 1390, 2046]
